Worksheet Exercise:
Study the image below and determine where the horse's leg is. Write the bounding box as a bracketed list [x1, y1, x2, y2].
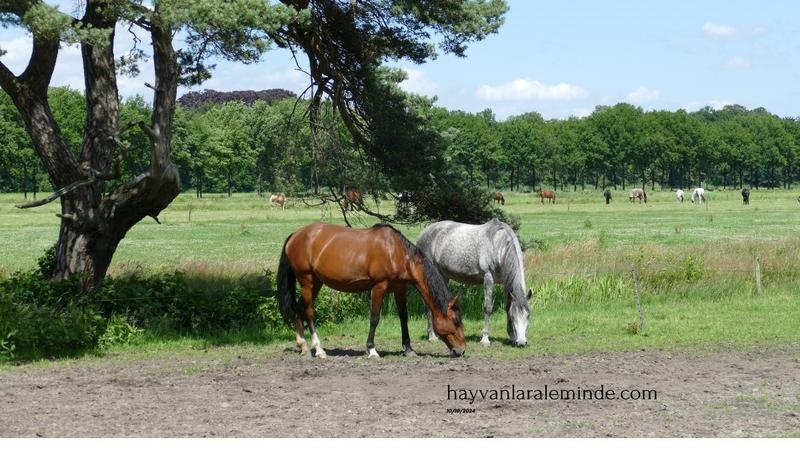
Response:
[426, 309, 437, 341]
[481, 272, 495, 347]
[367, 282, 389, 358]
[294, 318, 309, 356]
[394, 284, 416, 356]
[306, 280, 326, 358]
[427, 275, 448, 341]
[297, 277, 318, 358]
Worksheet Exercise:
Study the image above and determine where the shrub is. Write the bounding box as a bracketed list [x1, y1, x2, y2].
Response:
[0, 272, 106, 360]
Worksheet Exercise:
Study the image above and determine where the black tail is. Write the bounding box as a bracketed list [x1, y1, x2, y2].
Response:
[277, 234, 298, 324]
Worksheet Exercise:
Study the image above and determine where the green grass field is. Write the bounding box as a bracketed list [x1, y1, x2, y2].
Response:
[1, 188, 799, 360]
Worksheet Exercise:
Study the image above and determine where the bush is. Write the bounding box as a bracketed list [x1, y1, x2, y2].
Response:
[0, 272, 106, 360]
[91, 271, 276, 334]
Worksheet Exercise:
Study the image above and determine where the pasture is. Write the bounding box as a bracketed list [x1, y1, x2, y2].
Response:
[1, 189, 800, 437]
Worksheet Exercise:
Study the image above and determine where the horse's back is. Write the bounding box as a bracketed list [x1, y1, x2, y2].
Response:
[418, 220, 508, 284]
[286, 223, 405, 290]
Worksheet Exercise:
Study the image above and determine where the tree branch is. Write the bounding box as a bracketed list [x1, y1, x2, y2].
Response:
[15, 176, 95, 209]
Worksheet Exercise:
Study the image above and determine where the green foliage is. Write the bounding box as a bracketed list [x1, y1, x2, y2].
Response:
[0, 272, 106, 360]
[98, 314, 143, 350]
[36, 243, 56, 278]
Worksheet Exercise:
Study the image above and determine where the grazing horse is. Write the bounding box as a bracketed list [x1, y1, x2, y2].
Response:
[537, 189, 556, 204]
[741, 188, 750, 205]
[603, 189, 612, 204]
[277, 223, 466, 358]
[492, 191, 505, 205]
[342, 189, 363, 211]
[691, 187, 705, 204]
[417, 219, 532, 347]
[397, 191, 411, 204]
[269, 192, 287, 210]
[629, 188, 647, 203]
[676, 189, 685, 203]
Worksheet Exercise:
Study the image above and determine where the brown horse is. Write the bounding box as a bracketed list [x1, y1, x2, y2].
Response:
[537, 189, 556, 204]
[492, 191, 505, 205]
[342, 189, 363, 211]
[277, 223, 466, 358]
[628, 188, 647, 203]
[269, 192, 286, 210]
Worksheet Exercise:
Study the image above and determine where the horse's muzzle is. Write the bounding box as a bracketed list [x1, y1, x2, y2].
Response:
[514, 340, 528, 347]
[450, 347, 465, 357]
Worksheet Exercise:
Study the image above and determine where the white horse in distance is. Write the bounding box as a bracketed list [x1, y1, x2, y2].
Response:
[691, 188, 705, 204]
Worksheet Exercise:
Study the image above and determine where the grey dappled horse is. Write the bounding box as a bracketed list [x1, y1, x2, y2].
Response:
[416, 219, 532, 347]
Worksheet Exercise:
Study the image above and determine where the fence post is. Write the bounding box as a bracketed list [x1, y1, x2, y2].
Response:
[631, 265, 645, 335]
[754, 255, 762, 295]
[188, 203, 192, 223]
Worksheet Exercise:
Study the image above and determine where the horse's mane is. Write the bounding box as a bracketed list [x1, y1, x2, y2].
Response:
[487, 219, 531, 314]
[371, 223, 453, 315]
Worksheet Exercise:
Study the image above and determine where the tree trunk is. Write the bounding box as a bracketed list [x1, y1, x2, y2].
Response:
[227, 164, 233, 197]
[1, 3, 181, 290]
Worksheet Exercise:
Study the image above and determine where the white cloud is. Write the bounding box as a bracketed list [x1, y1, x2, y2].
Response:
[626, 87, 661, 103]
[476, 78, 587, 101]
[724, 56, 751, 69]
[399, 68, 438, 97]
[571, 107, 593, 118]
[0, 36, 34, 73]
[703, 22, 736, 38]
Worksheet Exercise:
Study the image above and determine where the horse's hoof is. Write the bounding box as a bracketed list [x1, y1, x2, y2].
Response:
[367, 348, 380, 359]
[480, 337, 491, 347]
[315, 350, 328, 359]
[404, 348, 417, 357]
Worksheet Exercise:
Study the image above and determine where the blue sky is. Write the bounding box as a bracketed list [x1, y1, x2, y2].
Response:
[1, 0, 799, 120]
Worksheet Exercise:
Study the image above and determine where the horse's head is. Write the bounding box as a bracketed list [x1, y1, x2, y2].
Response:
[431, 296, 466, 357]
[506, 289, 532, 346]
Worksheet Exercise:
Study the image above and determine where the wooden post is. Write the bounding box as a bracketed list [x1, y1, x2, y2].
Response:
[755, 256, 762, 295]
[188, 203, 192, 223]
[631, 266, 644, 334]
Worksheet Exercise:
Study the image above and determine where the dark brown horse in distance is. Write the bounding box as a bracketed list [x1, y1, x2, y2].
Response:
[492, 191, 505, 205]
[342, 189, 363, 211]
[536, 189, 556, 204]
[603, 189, 612, 204]
[277, 223, 466, 358]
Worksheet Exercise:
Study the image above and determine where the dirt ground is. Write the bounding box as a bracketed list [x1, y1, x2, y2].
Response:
[1, 345, 798, 437]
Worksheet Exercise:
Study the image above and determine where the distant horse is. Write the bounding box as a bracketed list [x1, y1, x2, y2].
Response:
[537, 189, 556, 204]
[342, 189, 363, 211]
[277, 223, 466, 358]
[603, 189, 612, 204]
[492, 192, 505, 205]
[741, 188, 750, 205]
[676, 189, 684, 203]
[269, 192, 287, 210]
[417, 219, 532, 347]
[629, 188, 647, 203]
[397, 191, 411, 204]
[691, 187, 705, 204]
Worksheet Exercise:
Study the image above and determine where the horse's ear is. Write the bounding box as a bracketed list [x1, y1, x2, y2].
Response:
[526, 289, 532, 300]
[449, 296, 460, 308]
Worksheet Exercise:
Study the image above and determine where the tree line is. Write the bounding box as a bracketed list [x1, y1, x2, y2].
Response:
[3, 88, 799, 197]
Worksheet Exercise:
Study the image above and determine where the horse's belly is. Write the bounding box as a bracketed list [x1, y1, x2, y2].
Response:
[316, 274, 374, 293]
[444, 269, 484, 285]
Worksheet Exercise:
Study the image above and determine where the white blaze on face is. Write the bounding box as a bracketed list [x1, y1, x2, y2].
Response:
[513, 311, 528, 345]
